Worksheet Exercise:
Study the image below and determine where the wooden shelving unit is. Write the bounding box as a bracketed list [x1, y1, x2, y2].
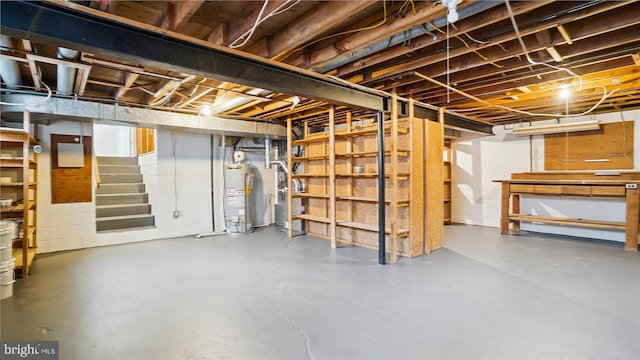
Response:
[287, 97, 445, 261]
[0, 111, 38, 278]
[287, 110, 335, 242]
[443, 139, 452, 224]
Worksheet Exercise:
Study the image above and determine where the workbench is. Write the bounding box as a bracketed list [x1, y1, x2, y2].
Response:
[494, 172, 640, 251]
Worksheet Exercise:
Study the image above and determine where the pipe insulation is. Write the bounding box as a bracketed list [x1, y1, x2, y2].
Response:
[56, 47, 80, 95]
[0, 36, 23, 89]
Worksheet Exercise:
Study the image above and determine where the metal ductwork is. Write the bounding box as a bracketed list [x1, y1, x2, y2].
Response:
[56, 47, 80, 95]
[311, 1, 502, 73]
[211, 88, 272, 114]
[0, 35, 23, 89]
[264, 138, 289, 174]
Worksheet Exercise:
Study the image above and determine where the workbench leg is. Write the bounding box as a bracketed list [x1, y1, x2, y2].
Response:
[625, 187, 639, 251]
[512, 194, 521, 232]
[500, 182, 510, 234]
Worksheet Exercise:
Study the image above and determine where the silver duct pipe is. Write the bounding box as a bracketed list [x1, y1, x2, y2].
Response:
[264, 137, 299, 191]
[211, 88, 272, 114]
[0, 36, 23, 89]
[265, 138, 288, 174]
[56, 47, 80, 95]
[311, 1, 502, 74]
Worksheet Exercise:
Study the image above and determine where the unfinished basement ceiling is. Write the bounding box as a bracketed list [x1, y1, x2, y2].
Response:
[1, 0, 639, 127]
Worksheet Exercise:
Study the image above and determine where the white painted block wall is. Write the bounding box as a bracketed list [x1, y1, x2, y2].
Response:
[451, 110, 640, 242]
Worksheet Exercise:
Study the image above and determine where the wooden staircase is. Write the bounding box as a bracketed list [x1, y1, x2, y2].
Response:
[96, 156, 154, 231]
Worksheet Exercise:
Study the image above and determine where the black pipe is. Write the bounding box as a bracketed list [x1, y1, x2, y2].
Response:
[377, 111, 386, 265]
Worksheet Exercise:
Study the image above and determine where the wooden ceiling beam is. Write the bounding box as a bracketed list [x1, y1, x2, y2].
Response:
[173, 0, 205, 32]
[288, 1, 446, 69]
[349, 0, 637, 84]
[335, 0, 553, 77]
[250, 0, 379, 60]
[225, 0, 288, 48]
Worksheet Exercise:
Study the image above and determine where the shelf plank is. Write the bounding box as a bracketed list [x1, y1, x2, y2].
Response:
[336, 221, 408, 235]
[12, 247, 37, 269]
[335, 150, 409, 158]
[0, 182, 37, 188]
[0, 127, 37, 145]
[292, 134, 330, 145]
[292, 155, 329, 161]
[508, 214, 626, 230]
[294, 214, 331, 223]
[292, 173, 329, 178]
[337, 196, 409, 204]
[0, 201, 36, 213]
[335, 125, 408, 138]
[335, 173, 410, 179]
[293, 193, 330, 199]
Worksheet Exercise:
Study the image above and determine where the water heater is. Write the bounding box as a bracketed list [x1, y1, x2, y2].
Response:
[224, 162, 254, 235]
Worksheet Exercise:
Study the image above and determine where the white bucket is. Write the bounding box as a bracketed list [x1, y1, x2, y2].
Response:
[0, 221, 16, 263]
[0, 258, 16, 300]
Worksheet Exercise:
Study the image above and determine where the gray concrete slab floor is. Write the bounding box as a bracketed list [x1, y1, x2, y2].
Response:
[1, 224, 639, 359]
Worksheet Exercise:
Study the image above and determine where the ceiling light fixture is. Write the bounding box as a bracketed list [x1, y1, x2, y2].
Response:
[442, 0, 461, 24]
[559, 85, 570, 99]
[201, 105, 212, 116]
[512, 120, 600, 136]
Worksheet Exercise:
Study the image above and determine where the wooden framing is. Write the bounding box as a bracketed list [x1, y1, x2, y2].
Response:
[287, 99, 445, 260]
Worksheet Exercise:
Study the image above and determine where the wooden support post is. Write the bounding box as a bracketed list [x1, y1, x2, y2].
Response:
[329, 106, 337, 248]
[500, 182, 510, 234]
[377, 111, 386, 265]
[409, 100, 425, 257]
[624, 187, 639, 251]
[390, 92, 399, 263]
[512, 193, 521, 231]
[22, 110, 31, 278]
[287, 118, 294, 238]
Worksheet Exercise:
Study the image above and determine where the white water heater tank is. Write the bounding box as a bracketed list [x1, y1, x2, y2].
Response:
[224, 163, 254, 235]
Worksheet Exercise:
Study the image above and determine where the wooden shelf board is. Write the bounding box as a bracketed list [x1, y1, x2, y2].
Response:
[335, 173, 410, 178]
[337, 196, 410, 204]
[335, 150, 410, 158]
[12, 247, 37, 268]
[292, 156, 329, 161]
[0, 128, 37, 145]
[294, 214, 331, 223]
[335, 125, 408, 138]
[0, 201, 36, 213]
[292, 135, 330, 145]
[292, 193, 330, 199]
[508, 214, 626, 231]
[0, 182, 37, 188]
[336, 221, 408, 235]
[292, 173, 328, 178]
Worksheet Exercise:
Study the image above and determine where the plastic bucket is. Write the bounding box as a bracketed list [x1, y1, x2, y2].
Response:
[0, 221, 16, 263]
[0, 258, 15, 300]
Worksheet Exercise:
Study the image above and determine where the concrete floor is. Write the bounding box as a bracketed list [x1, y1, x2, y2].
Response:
[1, 224, 639, 360]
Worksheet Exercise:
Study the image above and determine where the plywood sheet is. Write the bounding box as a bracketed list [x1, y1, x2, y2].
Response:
[425, 117, 444, 252]
[545, 121, 633, 170]
[51, 134, 92, 203]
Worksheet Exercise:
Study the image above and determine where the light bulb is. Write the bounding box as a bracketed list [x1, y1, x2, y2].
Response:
[559, 85, 570, 99]
[447, 9, 459, 23]
[201, 105, 212, 116]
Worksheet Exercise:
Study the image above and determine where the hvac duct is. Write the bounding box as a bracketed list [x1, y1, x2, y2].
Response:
[56, 47, 80, 95]
[0, 36, 23, 89]
[311, 1, 501, 73]
[210, 88, 272, 114]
